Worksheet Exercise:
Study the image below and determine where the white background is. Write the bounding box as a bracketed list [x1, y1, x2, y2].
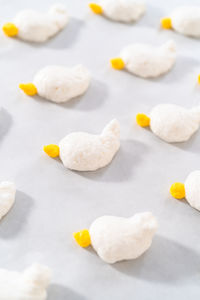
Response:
[0, 0, 200, 299]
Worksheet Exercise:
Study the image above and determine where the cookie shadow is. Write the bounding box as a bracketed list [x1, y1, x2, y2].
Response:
[0, 191, 34, 239]
[112, 235, 200, 284]
[76, 139, 148, 182]
[48, 284, 86, 300]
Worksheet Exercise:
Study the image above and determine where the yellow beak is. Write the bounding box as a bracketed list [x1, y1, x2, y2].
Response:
[170, 182, 185, 199]
[160, 17, 172, 30]
[19, 83, 37, 96]
[136, 113, 151, 127]
[2, 23, 18, 37]
[43, 144, 60, 158]
[110, 58, 125, 70]
[89, 3, 103, 14]
[73, 229, 91, 248]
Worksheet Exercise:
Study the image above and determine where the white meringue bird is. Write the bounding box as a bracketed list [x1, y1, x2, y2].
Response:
[110, 40, 176, 78]
[0, 264, 51, 300]
[161, 6, 200, 38]
[0, 181, 16, 220]
[43, 119, 120, 171]
[170, 171, 200, 211]
[2, 4, 69, 42]
[136, 104, 200, 143]
[73, 212, 157, 264]
[19, 65, 91, 103]
[89, 0, 146, 23]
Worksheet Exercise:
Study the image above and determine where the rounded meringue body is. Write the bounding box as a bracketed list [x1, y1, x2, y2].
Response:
[101, 0, 145, 22]
[121, 40, 176, 78]
[0, 181, 16, 220]
[14, 4, 69, 42]
[185, 171, 200, 211]
[150, 104, 200, 142]
[0, 264, 52, 300]
[59, 119, 120, 171]
[170, 6, 200, 38]
[90, 212, 157, 263]
[33, 65, 91, 103]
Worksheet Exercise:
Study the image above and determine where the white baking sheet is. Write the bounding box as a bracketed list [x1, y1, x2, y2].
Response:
[0, 0, 200, 299]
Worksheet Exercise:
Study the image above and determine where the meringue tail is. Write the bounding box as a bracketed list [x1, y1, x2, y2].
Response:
[102, 119, 120, 138]
[160, 17, 172, 29]
[23, 264, 52, 289]
[43, 144, 60, 158]
[19, 83, 37, 96]
[170, 182, 185, 199]
[73, 229, 91, 248]
[89, 3, 103, 14]
[110, 58, 125, 70]
[136, 114, 150, 127]
[2, 22, 18, 37]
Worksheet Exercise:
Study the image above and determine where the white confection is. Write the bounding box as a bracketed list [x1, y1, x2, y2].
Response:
[59, 119, 120, 171]
[33, 65, 91, 103]
[0, 264, 51, 300]
[121, 40, 176, 78]
[101, 0, 145, 22]
[0, 181, 16, 220]
[185, 171, 200, 211]
[149, 104, 200, 143]
[170, 6, 200, 38]
[90, 212, 157, 264]
[14, 4, 69, 42]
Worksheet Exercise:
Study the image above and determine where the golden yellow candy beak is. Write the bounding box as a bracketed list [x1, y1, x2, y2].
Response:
[73, 229, 91, 248]
[2, 23, 18, 37]
[19, 83, 37, 96]
[170, 182, 185, 199]
[110, 58, 125, 70]
[160, 17, 172, 29]
[197, 74, 200, 84]
[136, 113, 150, 127]
[89, 3, 103, 14]
[43, 144, 60, 158]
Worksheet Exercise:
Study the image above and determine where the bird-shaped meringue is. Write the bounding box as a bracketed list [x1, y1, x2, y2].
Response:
[73, 212, 157, 264]
[110, 40, 176, 78]
[2, 4, 68, 42]
[0, 263, 51, 300]
[43, 119, 120, 171]
[161, 6, 200, 38]
[19, 65, 91, 103]
[170, 171, 200, 211]
[136, 104, 200, 143]
[89, 0, 145, 23]
[0, 181, 16, 221]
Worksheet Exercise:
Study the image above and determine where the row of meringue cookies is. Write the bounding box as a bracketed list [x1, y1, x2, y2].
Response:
[2, 2, 200, 41]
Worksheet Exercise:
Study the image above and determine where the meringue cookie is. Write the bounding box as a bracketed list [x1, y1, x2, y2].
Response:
[170, 171, 200, 211]
[0, 264, 51, 300]
[43, 119, 120, 171]
[161, 6, 200, 38]
[2, 4, 69, 42]
[89, 0, 146, 23]
[19, 65, 91, 103]
[136, 104, 200, 143]
[110, 40, 176, 78]
[73, 212, 158, 264]
[0, 181, 16, 220]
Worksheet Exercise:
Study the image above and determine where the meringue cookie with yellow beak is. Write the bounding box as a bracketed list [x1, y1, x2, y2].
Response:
[73, 212, 158, 264]
[2, 4, 68, 42]
[161, 6, 200, 38]
[0, 181, 16, 220]
[170, 171, 200, 211]
[89, 0, 146, 23]
[136, 104, 200, 143]
[110, 40, 176, 78]
[19, 65, 91, 103]
[43, 119, 120, 171]
[0, 264, 52, 300]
